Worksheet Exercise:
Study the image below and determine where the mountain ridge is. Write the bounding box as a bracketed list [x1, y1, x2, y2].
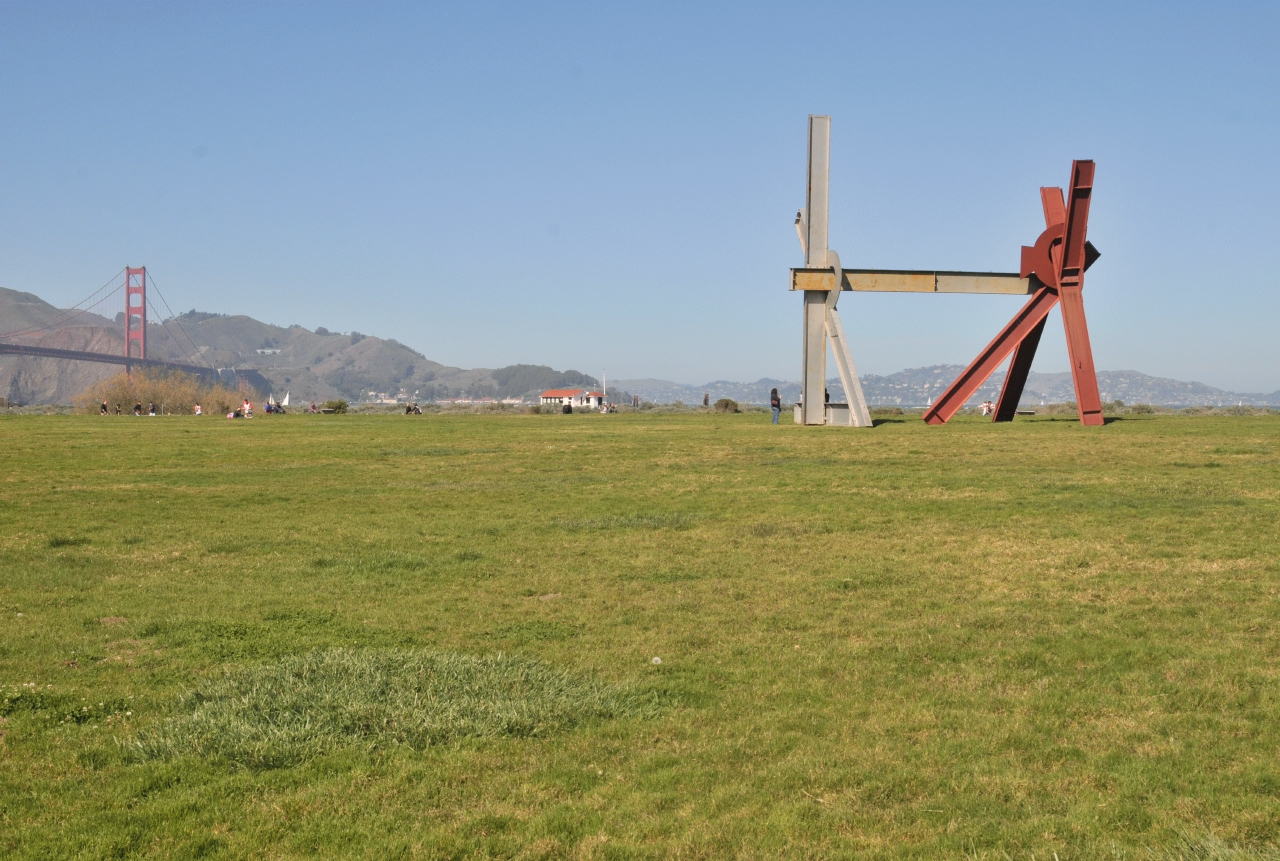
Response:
[3, 286, 1275, 407]
[615, 367, 1280, 408]
[0, 287, 609, 405]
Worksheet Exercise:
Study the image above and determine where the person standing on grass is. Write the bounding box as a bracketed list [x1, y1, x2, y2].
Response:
[194, 403, 202, 416]
[770, 388, 781, 424]
[100, 401, 108, 415]
[148, 402, 156, 416]
[134, 401, 142, 416]
[115, 404, 121, 416]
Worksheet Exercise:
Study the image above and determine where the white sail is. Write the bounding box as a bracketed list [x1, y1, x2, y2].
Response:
[281, 392, 290, 406]
[267, 394, 276, 406]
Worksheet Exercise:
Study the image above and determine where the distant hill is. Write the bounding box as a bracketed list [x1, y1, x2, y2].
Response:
[4, 285, 1275, 407]
[0, 287, 126, 404]
[613, 378, 801, 407]
[618, 366, 1280, 408]
[0, 286, 613, 405]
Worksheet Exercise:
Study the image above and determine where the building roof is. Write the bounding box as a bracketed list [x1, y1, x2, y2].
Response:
[541, 389, 606, 398]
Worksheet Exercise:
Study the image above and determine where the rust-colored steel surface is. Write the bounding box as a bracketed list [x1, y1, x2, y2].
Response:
[1055, 161, 1103, 425]
[992, 316, 1047, 422]
[922, 285, 1060, 424]
[124, 266, 146, 361]
[923, 161, 1102, 426]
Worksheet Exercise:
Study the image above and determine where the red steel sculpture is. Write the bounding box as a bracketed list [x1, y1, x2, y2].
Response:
[922, 161, 1103, 426]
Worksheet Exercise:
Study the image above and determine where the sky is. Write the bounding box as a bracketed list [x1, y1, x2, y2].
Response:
[2, 2, 1278, 391]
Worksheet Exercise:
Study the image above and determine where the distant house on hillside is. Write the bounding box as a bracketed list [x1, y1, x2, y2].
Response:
[540, 388, 604, 409]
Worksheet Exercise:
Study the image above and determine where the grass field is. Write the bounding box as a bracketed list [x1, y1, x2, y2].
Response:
[2, 410, 1279, 859]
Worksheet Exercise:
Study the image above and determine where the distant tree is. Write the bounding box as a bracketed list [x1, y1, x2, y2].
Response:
[350, 331, 365, 345]
[490, 364, 600, 399]
[177, 310, 226, 323]
[386, 339, 426, 360]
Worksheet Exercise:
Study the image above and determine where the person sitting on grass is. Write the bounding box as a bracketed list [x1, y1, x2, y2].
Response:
[100, 401, 108, 415]
[194, 403, 202, 416]
[134, 401, 142, 416]
[148, 402, 156, 416]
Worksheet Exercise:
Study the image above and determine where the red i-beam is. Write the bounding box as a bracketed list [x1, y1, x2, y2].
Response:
[923, 161, 1103, 426]
[125, 266, 146, 361]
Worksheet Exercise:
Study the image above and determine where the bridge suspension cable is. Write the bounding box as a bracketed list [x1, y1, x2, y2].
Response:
[1, 266, 222, 374]
[0, 267, 127, 340]
[144, 272, 217, 371]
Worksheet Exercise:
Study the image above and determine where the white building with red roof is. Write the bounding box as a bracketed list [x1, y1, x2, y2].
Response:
[540, 388, 605, 408]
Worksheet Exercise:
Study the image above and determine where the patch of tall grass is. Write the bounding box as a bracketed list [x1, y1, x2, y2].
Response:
[557, 512, 699, 530]
[130, 648, 657, 768]
[1148, 832, 1280, 861]
[73, 368, 247, 415]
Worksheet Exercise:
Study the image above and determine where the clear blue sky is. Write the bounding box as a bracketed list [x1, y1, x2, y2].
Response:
[3, 2, 1278, 391]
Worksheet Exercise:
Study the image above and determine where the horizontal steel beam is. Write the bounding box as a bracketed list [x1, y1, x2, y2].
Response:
[791, 268, 1036, 295]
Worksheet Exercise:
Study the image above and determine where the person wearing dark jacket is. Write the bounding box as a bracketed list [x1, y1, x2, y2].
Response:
[770, 388, 781, 424]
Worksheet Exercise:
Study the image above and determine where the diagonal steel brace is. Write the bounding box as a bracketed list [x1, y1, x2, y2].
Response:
[924, 160, 1103, 427]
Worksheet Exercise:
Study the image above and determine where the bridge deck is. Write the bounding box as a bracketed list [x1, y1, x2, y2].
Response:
[0, 342, 233, 377]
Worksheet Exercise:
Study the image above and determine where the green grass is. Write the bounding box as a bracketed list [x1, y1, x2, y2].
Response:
[131, 649, 657, 768]
[1, 410, 1279, 859]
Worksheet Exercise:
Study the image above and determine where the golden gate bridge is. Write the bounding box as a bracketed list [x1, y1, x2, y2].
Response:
[0, 266, 256, 384]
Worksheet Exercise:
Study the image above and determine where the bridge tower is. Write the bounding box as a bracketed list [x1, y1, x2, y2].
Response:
[125, 267, 146, 361]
